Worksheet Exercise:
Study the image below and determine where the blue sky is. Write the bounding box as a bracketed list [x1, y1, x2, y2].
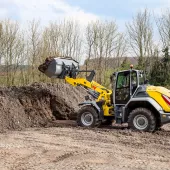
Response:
[0, 0, 169, 31]
[66, 0, 160, 18]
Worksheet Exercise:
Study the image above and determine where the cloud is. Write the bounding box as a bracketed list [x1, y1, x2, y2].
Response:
[0, 0, 99, 26]
[0, 0, 170, 34]
[127, 0, 170, 16]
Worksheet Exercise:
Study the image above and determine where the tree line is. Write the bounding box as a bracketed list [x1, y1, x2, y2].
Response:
[0, 8, 170, 87]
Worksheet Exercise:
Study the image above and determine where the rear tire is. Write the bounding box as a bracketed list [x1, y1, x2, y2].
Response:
[77, 106, 101, 127]
[128, 108, 156, 132]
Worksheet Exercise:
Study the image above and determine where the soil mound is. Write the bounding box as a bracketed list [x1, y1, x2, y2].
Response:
[0, 82, 86, 131]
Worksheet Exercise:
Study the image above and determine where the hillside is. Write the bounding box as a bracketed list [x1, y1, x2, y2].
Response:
[82, 57, 138, 70]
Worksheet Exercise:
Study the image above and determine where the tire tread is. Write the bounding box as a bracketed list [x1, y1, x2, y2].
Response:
[128, 108, 156, 132]
[77, 106, 101, 127]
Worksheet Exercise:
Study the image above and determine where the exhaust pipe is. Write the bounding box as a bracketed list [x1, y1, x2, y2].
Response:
[38, 57, 79, 79]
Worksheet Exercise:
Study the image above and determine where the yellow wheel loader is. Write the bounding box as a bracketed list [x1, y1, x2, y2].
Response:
[38, 57, 170, 132]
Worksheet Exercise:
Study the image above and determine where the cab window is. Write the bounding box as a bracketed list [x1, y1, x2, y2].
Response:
[116, 71, 130, 88]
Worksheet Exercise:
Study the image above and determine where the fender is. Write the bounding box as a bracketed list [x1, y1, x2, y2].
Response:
[125, 97, 163, 112]
[79, 101, 104, 120]
[123, 97, 163, 123]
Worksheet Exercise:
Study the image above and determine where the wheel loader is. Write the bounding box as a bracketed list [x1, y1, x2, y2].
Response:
[38, 57, 170, 132]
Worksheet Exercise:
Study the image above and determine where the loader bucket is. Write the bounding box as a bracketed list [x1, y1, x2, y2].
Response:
[38, 57, 79, 79]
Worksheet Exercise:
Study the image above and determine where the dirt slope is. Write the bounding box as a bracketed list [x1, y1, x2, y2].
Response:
[0, 83, 86, 131]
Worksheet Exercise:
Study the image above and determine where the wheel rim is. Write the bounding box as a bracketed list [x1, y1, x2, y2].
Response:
[81, 112, 94, 126]
[133, 114, 148, 130]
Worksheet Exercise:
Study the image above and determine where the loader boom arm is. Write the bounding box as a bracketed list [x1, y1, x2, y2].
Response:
[65, 76, 113, 116]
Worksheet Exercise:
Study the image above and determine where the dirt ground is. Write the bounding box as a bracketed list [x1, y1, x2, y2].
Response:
[0, 83, 170, 169]
[0, 122, 170, 170]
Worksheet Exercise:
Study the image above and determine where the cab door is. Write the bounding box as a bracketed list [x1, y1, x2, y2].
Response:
[115, 71, 130, 105]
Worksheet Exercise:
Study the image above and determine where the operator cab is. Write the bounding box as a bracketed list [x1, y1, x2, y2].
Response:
[114, 69, 145, 104]
[112, 66, 146, 123]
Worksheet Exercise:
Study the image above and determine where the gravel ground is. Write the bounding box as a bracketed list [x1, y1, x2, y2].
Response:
[0, 122, 170, 170]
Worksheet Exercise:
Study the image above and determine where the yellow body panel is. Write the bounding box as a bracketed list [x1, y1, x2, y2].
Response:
[147, 86, 170, 112]
[65, 76, 113, 116]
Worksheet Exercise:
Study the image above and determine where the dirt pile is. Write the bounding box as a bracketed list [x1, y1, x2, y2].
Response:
[0, 82, 86, 131]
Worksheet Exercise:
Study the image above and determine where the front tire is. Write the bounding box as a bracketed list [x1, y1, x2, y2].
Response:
[128, 108, 156, 132]
[77, 106, 101, 127]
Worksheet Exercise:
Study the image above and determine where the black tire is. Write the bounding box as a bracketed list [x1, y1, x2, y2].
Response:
[156, 118, 162, 130]
[128, 108, 156, 132]
[77, 106, 101, 127]
[155, 124, 162, 131]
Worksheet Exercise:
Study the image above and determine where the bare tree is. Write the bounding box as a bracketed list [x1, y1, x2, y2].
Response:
[27, 20, 42, 83]
[126, 9, 154, 70]
[44, 20, 83, 62]
[85, 22, 97, 75]
[0, 14, 156, 87]
[156, 10, 170, 48]
[0, 19, 26, 85]
[85, 20, 120, 84]
[114, 33, 127, 67]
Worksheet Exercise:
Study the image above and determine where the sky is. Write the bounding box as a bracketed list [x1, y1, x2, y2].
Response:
[0, 0, 170, 31]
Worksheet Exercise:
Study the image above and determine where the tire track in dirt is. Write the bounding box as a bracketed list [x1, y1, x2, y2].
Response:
[0, 125, 170, 170]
